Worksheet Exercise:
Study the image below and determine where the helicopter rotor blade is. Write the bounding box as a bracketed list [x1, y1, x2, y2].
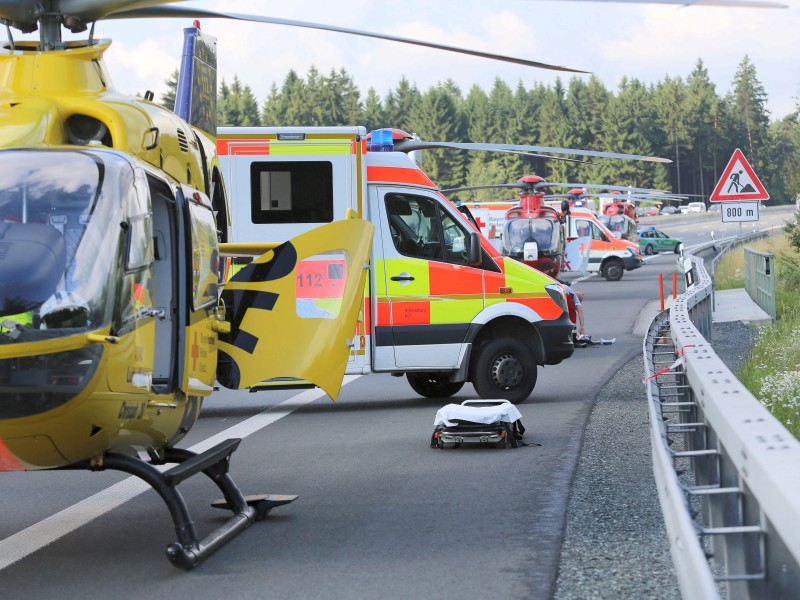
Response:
[535, 182, 674, 194]
[101, 5, 588, 73]
[394, 140, 671, 163]
[545, 0, 787, 6]
[490, 149, 599, 166]
[441, 183, 529, 194]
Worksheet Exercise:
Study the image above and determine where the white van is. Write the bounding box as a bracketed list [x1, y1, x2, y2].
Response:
[687, 202, 706, 213]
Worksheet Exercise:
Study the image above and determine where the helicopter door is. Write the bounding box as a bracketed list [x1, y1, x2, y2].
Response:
[147, 175, 180, 393]
[180, 187, 220, 395]
[107, 170, 158, 395]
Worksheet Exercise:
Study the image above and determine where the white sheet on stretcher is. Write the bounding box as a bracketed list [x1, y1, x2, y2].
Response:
[434, 401, 522, 428]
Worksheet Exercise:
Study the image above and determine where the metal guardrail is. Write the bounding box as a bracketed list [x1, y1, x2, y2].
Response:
[643, 254, 800, 599]
[743, 248, 776, 322]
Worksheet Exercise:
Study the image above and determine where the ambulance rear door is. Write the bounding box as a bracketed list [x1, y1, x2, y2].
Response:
[216, 126, 366, 244]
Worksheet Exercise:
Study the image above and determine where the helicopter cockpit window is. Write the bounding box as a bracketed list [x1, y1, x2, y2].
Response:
[250, 161, 333, 224]
[502, 219, 562, 256]
[0, 150, 143, 409]
[599, 214, 632, 239]
[0, 150, 131, 345]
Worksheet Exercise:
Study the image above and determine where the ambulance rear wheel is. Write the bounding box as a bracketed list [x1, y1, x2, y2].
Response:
[602, 259, 624, 282]
[471, 338, 537, 404]
[407, 373, 465, 398]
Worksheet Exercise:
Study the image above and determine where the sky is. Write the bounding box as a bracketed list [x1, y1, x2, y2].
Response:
[11, 0, 800, 119]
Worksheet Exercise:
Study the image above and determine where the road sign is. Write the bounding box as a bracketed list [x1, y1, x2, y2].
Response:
[720, 201, 759, 223]
[710, 148, 769, 202]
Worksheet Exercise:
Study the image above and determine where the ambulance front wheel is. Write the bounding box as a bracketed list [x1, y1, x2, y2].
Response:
[471, 338, 537, 404]
[602, 259, 624, 282]
[407, 373, 465, 398]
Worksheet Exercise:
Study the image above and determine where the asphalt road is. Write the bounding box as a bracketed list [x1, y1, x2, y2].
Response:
[0, 206, 793, 599]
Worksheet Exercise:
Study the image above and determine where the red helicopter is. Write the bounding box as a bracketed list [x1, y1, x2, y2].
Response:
[502, 176, 566, 278]
[600, 190, 638, 223]
[443, 176, 566, 278]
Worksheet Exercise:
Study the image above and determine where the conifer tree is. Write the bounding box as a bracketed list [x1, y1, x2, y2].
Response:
[727, 55, 771, 174]
[363, 88, 386, 132]
[160, 68, 179, 111]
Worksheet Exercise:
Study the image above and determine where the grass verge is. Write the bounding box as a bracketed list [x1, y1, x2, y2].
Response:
[713, 235, 799, 439]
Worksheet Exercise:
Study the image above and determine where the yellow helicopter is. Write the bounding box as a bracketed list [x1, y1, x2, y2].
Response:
[0, 1, 378, 570]
[0, 0, 784, 571]
[0, 0, 605, 570]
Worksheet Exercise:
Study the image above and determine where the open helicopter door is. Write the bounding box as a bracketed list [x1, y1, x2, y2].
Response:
[217, 214, 373, 400]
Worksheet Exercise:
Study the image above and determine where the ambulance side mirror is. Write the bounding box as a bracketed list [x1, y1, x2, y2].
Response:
[468, 232, 482, 266]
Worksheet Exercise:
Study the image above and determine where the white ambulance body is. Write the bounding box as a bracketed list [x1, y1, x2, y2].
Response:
[218, 127, 575, 403]
[564, 208, 642, 281]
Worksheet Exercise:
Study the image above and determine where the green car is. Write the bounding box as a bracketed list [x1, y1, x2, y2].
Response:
[638, 228, 683, 255]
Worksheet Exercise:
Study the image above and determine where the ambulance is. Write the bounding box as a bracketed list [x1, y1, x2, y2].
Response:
[565, 208, 642, 281]
[217, 127, 575, 403]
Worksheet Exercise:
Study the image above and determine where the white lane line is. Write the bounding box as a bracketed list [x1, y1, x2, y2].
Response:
[0, 376, 359, 571]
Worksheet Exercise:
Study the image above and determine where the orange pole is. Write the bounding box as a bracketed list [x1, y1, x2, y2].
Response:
[672, 271, 678, 299]
[659, 272, 665, 311]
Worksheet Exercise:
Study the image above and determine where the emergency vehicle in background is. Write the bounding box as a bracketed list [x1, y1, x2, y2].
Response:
[217, 127, 575, 403]
[465, 190, 640, 281]
[566, 208, 641, 281]
[460, 176, 566, 278]
[600, 191, 638, 223]
[597, 212, 639, 243]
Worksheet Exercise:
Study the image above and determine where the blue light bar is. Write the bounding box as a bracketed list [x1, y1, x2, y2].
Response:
[369, 129, 394, 152]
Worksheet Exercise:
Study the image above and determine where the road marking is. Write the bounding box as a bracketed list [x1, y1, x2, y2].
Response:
[0, 376, 360, 571]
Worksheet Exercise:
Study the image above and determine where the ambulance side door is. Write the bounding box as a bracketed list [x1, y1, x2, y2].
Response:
[373, 188, 484, 370]
[573, 217, 610, 270]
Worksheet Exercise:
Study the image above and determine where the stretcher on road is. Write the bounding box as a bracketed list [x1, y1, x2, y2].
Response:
[430, 400, 526, 449]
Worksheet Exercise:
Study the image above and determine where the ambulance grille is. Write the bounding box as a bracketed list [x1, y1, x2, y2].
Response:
[176, 128, 189, 152]
[0, 242, 9, 259]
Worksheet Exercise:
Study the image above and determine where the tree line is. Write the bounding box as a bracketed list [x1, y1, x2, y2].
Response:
[161, 56, 800, 204]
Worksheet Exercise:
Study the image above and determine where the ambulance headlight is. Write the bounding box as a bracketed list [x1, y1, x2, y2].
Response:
[545, 283, 568, 313]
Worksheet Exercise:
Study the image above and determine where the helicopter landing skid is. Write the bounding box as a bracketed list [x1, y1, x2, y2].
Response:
[94, 438, 293, 569]
[211, 493, 298, 520]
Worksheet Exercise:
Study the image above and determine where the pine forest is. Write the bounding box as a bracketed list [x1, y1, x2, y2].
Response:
[160, 56, 800, 205]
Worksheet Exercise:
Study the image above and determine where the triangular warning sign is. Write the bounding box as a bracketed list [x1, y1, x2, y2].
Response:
[710, 148, 769, 202]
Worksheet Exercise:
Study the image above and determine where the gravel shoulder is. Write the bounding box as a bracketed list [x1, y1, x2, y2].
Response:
[553, 320, 759, 599]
